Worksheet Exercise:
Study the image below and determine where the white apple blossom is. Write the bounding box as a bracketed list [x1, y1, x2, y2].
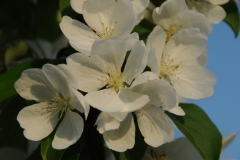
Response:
[131, 0, 149, 24]
[142, 137, 203, 160]
[142, 133, 238, 160]
[153, 0, 212, 41]
[66, 38, 149, 112]
[70, 0, 85, 14]
[54, 64, 91, 119]
[147, 26, 216, 99]
[70, 0, 149, 24]
[186, 0, 229, 24]
[101, 113, 135, 152]
[95, 72, 178, 151]
[15, 64, 85, 149]
[60, 0, 137, 55]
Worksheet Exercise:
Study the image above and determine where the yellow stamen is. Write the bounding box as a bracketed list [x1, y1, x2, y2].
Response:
[44, 93, 72, 120]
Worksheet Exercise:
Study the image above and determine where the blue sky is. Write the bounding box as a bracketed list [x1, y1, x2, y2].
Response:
[187, 19, 240, 159]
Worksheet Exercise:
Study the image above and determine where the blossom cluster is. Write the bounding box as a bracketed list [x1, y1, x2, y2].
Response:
[15, 0, 223, 153]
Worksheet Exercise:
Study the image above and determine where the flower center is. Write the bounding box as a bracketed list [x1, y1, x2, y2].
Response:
[150, 150, 170, 160]
[45, 93, 72, 120]
[150, 150, 168, 160]
[136, 103, 151, 116]
[159, 53, 183, 80]
[94, 21, 118, 39]
[101, 66, 124, 92]
[165, 25, 182, 42]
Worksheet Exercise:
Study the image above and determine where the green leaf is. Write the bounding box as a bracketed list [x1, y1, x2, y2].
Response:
[222, 0, 240, 37]
[41, 126, 86, 160]
[0, 95, 28, 152]
[0, 59, 48, 103]
[167, 103, 222, 160]
[132, 19, 155, 42]
[112, 152, 127, 160]
[59, 0, 75, 17]
[41, 132, 66, 160]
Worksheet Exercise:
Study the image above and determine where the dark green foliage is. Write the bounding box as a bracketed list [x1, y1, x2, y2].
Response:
[167, 103, 222, 160]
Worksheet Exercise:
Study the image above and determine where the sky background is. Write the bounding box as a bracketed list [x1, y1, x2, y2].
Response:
[174, 11, 240, 159]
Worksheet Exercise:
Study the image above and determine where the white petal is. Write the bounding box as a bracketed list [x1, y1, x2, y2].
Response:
[172, 66, 216, 99]
[91, 38, 128, 74]
[57, 64, 78, 89]
[25, 38, 52, 59]
[176, 10, 212, 35]
[56, 64, 87, 115]
[131, 80, 177, 110]
[119, 88, 149, 112]
[189, 1, 226, 24]
[168, 106, 185, 116]
[103, 114, 135, 152]
[146, 26, 166, 62]
[14, 68, 56, 102]
[222, 133, 238, 151]
[206, 5, 226, 24]
[71, 88, 89, 118]
[67, 53, 106, 92]
[95, 112, 128, 133]
[164, 28, 208, 59]
[71, 0, 85, 14]
[42, 64, 71, 99]
[125, 32, 139, 51]
[17, 102, 58, 141]
[197, 50, 208, 66]
[147, 47, 160, 76]
[146, 139, 177, 156]
[123, 41, 148, 84]
[59, 16, 97, 55]
[111, 0, 136, 39]
[153, 0, 212, 34]
[52, 109, 83, 149]
[153, 0, 188, 29]
[131, 71, 159, 87]
[147, 137, 202, 160]
[209, 0, 229, 5]
[85, 88, 125, 112]
[82, 0, 116, 32]
[166, 137, 203, 160]
[131, 0, 149, 17]
[135, 10, 144, 25]
[137, 106, 174, 147]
